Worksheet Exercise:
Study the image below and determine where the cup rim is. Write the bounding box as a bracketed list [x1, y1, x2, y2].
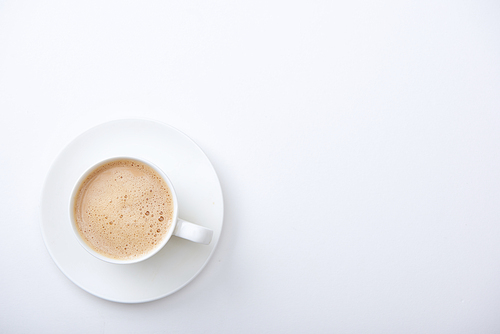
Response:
[69, 156, 179, 265]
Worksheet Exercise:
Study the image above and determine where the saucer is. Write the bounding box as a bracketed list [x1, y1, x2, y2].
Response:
[40, 119, 224, 303]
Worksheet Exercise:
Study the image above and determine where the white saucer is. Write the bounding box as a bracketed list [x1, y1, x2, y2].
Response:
[40, 119, 224, 303]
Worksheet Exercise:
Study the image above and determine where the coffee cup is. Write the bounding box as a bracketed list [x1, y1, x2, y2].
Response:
[69, 157, 213, 264]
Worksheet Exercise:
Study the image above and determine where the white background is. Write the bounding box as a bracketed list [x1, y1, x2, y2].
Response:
[1, 0, 499, 333]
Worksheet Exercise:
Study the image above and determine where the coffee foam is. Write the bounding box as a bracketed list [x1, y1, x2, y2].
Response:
[74, 159, 174, 260]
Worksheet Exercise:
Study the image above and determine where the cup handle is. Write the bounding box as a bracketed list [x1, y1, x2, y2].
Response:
[173, 218, 213, 245]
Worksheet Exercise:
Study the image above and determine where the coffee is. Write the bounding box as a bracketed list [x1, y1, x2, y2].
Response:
[73, 159, 174, 261]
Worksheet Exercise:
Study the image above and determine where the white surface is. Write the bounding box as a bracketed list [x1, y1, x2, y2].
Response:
[0, 0, 499, 332]
[41, 120, 223, 301]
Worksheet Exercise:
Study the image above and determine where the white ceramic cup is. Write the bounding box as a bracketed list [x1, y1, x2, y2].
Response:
[69, 157, 213, 264]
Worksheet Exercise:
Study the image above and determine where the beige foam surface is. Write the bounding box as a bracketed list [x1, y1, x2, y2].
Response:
[74, 159, 174, 260]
